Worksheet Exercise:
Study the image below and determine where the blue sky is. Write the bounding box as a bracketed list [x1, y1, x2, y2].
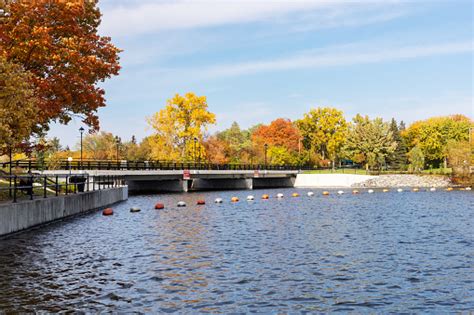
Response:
[49, 0, 473, 147]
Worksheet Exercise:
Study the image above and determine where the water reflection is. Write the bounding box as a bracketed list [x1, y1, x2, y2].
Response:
[0, 188, 472, 312]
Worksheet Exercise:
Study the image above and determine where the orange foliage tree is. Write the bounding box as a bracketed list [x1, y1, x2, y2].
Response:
[0, 0, 121, 132]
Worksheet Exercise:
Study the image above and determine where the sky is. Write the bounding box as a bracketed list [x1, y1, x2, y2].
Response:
[48, 0, 474, 147]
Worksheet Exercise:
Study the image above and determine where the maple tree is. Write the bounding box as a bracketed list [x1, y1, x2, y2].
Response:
[0, 0, 121, 132]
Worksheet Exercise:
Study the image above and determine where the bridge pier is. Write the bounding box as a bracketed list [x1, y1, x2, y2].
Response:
[127, 179, 188, 193]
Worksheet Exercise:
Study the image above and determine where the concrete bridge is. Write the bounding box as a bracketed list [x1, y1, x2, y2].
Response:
[38, 169, 299, 193]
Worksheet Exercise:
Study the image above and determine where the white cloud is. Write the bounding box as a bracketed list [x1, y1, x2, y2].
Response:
[199, 41, 474, 78]
[100, 0, 400, 37]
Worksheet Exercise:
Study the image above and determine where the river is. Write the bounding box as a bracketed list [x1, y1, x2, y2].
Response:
[0, 188, 472, 312]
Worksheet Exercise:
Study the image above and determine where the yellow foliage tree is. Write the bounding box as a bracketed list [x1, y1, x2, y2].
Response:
[147, 92, 216, 161]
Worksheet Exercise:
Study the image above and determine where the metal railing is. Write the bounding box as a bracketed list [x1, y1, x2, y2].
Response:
[0, 174, 124, 203]
[1, 159, 311, 171]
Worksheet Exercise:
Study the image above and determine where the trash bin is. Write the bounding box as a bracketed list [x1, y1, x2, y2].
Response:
[70, 176, 86, 192]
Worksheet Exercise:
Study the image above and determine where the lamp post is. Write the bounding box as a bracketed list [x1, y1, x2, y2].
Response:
[264, 143, 268, 169]
[67, 156, 73, 176]
[115, 136, 121, 161]
[193, 137, 198, 164]
[79, 127, 84, 169]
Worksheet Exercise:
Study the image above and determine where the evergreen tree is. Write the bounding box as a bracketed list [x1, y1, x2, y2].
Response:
[387, 118, 408, 170]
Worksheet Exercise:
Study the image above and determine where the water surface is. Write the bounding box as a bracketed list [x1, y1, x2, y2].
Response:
[0, 188, 473, 312]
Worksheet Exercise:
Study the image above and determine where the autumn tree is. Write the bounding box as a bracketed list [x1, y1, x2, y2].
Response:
[252, 118, 301, 164]
[403, 115, 472, 168]
[147, 92, 216, 161]
[0, 0, 121, 132]
[202, 135, 229, 164]
[345, 114, 397, 171]
[296, 107, 347, 168]
[446, 140, 470, 176]
[81, 131, 118, 160]
[0, 55, 38, 155]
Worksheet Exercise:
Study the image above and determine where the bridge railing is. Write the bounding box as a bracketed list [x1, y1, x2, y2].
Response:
[1, 159, 311, 171]
[0, 173, 124, 203]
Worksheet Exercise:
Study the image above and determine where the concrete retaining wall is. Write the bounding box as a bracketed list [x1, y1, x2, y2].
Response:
[294, 174, 377, 188]
[0, 187, 128, 237]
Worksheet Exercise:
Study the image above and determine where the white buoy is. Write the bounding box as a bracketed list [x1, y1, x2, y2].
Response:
[307, 192, 314, 196]
[430, 187, 436, 192]
[368, 189, 374, 194]
[130, 206, 141, 212]
[276, 193, 284, 198]
[337, 190, 344, 195]
[466, 187, 472, 191]
[177, 201, 186, 207]
[247, 195, 254, 201]
[397, 188, 403, 193]
[214, 198, 223, 203]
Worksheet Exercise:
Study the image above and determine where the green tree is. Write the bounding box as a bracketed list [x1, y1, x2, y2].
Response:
[268, 146, 297, 165]
[81, 131, 117, 160]
[147, 92, 216, 161]
[407, 145, 425, 173]
[296, 107, 347, 169]
[345, 114, 397, 171]
[217, 122, 254, 163]
[387, 118, 408, 170]
[446, 140, 470, 176]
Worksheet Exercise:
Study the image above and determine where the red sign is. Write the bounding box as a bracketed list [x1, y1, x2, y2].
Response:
[254, 170, 259, 178]
[183, 169, 191, 180]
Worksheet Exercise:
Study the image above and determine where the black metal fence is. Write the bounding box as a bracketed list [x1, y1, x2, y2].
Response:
[0, 174, 124, 203]
[1, 159, 312, 171]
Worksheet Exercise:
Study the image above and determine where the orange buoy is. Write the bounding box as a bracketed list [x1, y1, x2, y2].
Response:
[231, 197, 239, 202]
[382, 189, 389, 193]
[102, 208, 113, 216]
[412, 188, 419, 192]
[197, 200, 206, 205]
[445, 187, 453, 191]
[154, 203, 165, 210]
[352, 189, 359, 194]
[262, 194, 269, 199]
[292, 192, 300, 197]
[322, 191, 329, 196]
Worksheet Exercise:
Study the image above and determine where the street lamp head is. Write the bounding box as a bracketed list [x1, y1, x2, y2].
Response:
[79, 126, 85, 133]
[67, 157, 73, 162]
[264, 143, 268, 148]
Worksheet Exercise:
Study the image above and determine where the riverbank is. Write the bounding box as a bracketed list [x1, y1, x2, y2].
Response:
[0, 187, 128, 237]
[294, 174, 454, 188]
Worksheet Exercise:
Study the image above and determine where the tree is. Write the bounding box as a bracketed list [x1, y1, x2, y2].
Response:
[446, 140, 470, 176]
[403, 115, 472, 168]
[296, 107, 347, 168]
[0, 0, 121, 132]
[0, 55, 38, 155]
[81, 131, 117, 160]
[147, 92, 216, 161]
[386, 118, 407, 170]
[251, 118, 300, 164]
[215, 122, 254, 163]
[202, 135, 229, 164]
[407, 145, 424, 173]
[345, 114, 397, 171]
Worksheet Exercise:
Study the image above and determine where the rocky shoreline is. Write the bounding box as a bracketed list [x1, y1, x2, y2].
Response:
[352, 174, 453, 188]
